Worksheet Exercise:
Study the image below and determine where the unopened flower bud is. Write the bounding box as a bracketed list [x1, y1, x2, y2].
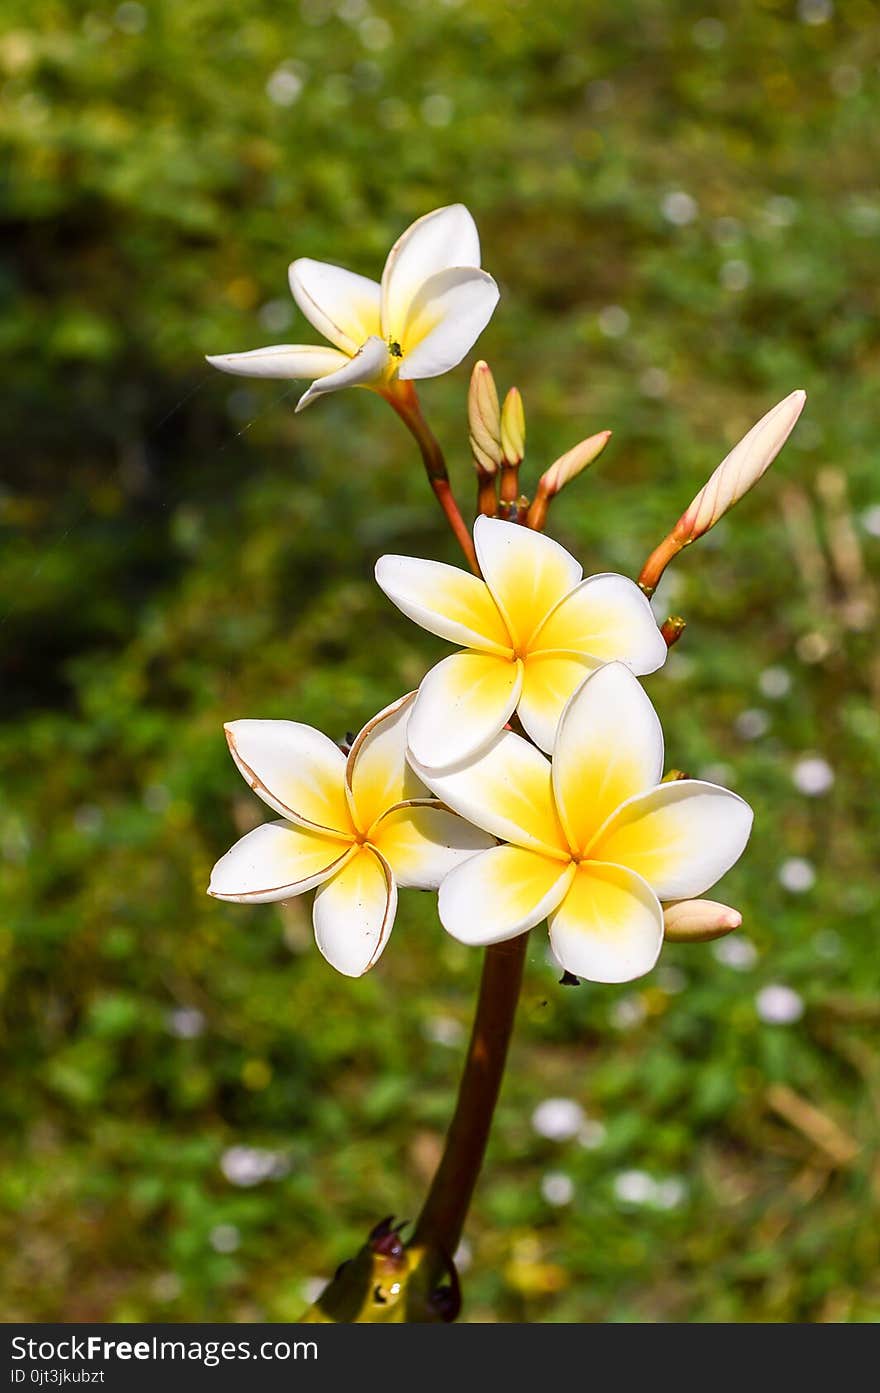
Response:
[663, 898, 742, 943]
[500, 387, 526, 467]
[540, 430, 611, 497]
[526, 430, 611, 530]
[468, 360, 502, 475]
[660, 615, 686, 648]
[638, 390, 806, 595]
[675, 389, 806, 544]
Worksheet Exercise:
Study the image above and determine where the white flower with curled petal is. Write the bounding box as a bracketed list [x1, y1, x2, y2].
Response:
[206, 204, 499, 413]
[208, 693, 493, 977]
[375, 516, 667, 769]
[410, 663, 753, 984]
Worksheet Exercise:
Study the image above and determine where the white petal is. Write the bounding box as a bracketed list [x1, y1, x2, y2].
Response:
[381, 203, 481, 341]
[410, 727, 568, 859]
[533, 573, 667, 675]
[371, 801, 495, 889]
[288, 259, 382, 354]
[473, 515, 583, 652]
[398, 267, 500, 380]
[552, 662, 664, 856]
[208, 820, 352, 903]
[589, 780, 754, 901]
[205, 344, 349, 380]
[407, 651, 523, 770]
[438, 845, 575, 946]
[295, 336, 390, 412]
[517, 649, 597, 753]
[312, 845, 397, 977]
[224, 719, 355, 835]
[548, 862, 664, 984]
[374, 554, 512, 656]
[346, 692, 426, 833]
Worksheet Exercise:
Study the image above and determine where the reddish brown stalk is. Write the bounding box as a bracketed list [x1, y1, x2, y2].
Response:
[499, 462, 520, 505]
[380, 379, 480, 574]
[660, 615, 687, 648]
[637, 532, 685, 598]
[476, 468, 499, 517]
[412, 935, 528, 1257]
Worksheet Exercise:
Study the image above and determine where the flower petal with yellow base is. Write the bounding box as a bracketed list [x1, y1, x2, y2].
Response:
[209, 693, 494, 976]
[416, 663, 753, 984]
[207, 204, 499, 412]
[377, 516, 666, 768]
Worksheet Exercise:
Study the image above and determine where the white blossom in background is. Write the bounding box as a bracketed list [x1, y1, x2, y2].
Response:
[541, 1172, 575, 1206]
[654, 1178, 688, 1210]
[207, 204, 499, 411]
[578, 1119, 607, 1150]
[860, 504, 880, 538]
[662, 191, 698, 226]
[422, 1015, 465, 1047]
[792, 755, 834, 797]
[778, 857, 816, 893]
[756, 983, 805, 1025]
[210, 1224, 240, 1254]
[531, 1098, 586, 1142]
[413, 663, 753, 984]
[611, 995, 647, 1030]
[377, 517, 666, 768]
[598, 305, 630, 337]
[735, 708, 770, 740]
[613, 1170, 656, 1205]
[759, 666, 791, 699]
[220, 1146, 286, 1187]
[209, 693, 492, 977]
[166, 1006, 205, 1039]
[712, 935, 758, 971]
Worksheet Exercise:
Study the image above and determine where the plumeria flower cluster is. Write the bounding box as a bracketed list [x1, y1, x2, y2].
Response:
[207, 204, 498, 413]
[210, 516, 750, 983]
[209, 695, 492, 976]
[208, 202, 805, 986]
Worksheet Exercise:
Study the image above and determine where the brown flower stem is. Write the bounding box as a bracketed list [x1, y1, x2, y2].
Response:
[411, 934, 528, 1258]
[476, 468, 498, 517]
[637, 532, 685, 597]
[380, 380, 480, 574]
[499, 462, 520, 505]
[660, 614, 687, 648]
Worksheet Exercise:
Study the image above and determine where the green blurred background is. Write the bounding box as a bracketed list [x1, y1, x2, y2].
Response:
[2, 0, 879, 1322]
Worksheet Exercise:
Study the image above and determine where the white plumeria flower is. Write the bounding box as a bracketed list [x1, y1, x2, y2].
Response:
[375, 516, 666, 769]
[208, 693, 493, 977]
[411, 663, 753, 984]
[206, 204, 499, 412]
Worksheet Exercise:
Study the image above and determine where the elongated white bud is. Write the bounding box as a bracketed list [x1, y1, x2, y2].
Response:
[539, 430, 611, 496]
[639, 390, 806, 594]
[663, 898, 742, 943]
[526, 430, 611, 529]
[676, 390, 806, 543]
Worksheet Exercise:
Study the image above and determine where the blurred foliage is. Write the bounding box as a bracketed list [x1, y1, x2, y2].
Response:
[2, 0, 879, 1323]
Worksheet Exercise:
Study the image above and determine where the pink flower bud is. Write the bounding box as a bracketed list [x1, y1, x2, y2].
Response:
[663, 899, 743, 943]
[539, 430, 611, 497]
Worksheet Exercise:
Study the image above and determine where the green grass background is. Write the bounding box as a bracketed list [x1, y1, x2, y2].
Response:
[2, 0, 878, 1321]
